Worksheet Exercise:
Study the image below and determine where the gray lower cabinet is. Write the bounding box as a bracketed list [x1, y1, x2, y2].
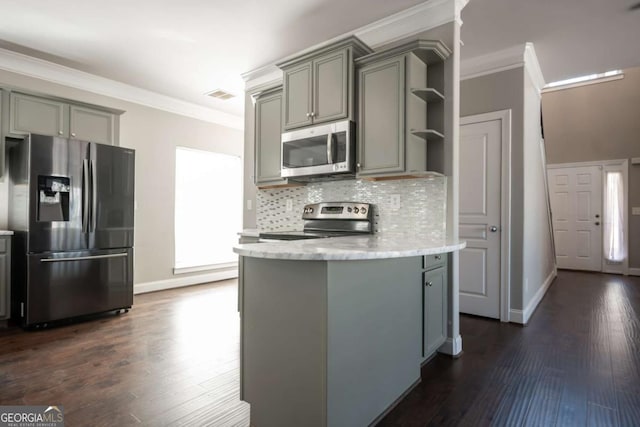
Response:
[278, 36, 372, 131]
[240, 256, 422, 427]
[7, 91, 120, 145]
[254, 86, 287, 186]
[0, 237, 11, 320]
[355, 40, 452, 178]
[423, 255, 447, 359]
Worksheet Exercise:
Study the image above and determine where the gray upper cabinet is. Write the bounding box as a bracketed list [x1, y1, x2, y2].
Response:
[254, 86, 288, 186]
[6, 90, 122, 145]
[0, 90, 4, 177]
[283, 63, 313, 129]
[10, 92, 68, 137]
[355, 40, 451, 179]
[313, 49, 348, 124]
[69, 105, 116, 145]
[357, 56, 405, 175]
[278, 36, 372, 131]
[0, 237, 10, 320]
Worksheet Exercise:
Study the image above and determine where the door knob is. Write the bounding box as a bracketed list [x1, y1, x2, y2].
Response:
[490, 226, 498, 232]
[595, 222, 600, 226]
[595, 214, 600, 218]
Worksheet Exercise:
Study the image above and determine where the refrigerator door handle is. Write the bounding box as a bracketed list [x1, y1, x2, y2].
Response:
[90, 159, 97, 233]
[41, 253, 128, 263]
[82, 159, 90, 233]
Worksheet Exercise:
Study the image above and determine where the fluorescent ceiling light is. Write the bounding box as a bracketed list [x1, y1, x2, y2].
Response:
[545, 70, 623, 88]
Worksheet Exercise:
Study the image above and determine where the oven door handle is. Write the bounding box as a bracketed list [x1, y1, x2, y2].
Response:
[258, 238, 288, 243]
[326, 133, 334, 164]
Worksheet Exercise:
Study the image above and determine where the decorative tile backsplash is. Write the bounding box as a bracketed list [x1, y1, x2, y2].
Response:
[256, 177, 447, 239]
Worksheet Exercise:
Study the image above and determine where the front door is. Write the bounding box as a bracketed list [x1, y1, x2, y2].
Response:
[459, 118, 502, 319]
[547, 166, 602, 271]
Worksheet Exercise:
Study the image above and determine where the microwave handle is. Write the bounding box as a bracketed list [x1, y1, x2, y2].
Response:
[326, 133, 334, 164]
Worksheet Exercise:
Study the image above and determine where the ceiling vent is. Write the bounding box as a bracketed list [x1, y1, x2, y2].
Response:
[205, 89, 235, 100]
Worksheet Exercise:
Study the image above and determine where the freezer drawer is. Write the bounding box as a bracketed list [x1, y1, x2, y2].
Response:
[24, 248, 133, 326]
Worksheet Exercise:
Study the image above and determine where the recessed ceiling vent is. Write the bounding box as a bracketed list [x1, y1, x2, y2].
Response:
[206, 89, 235, 100]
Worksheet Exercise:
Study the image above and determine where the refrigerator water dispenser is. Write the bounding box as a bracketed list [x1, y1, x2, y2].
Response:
[37, 176, 70, 222]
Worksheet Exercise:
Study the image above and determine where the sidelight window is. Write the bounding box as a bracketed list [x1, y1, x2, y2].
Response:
[603, 171, 626, 262]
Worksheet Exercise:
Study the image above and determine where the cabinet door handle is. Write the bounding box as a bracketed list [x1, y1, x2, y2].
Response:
[58, 131, 63, 135]
[310, 111, 315, 118]
[71, 132, 76, 137]
[306, 113, 310, 118]
[435, 255, 441, 260]
[426, 281, 433, 287]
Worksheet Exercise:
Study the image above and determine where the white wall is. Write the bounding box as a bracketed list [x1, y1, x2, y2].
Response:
[0, 69, 243, 288]
[522, 69, 556, 313]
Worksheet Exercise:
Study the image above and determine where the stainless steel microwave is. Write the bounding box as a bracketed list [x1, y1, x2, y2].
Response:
[281, 120, 355, 179]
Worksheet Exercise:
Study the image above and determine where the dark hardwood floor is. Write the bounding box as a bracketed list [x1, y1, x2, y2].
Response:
[0, 279, 249, 426]
[1, 271, 639, 426]
[380, 271, 640, 426]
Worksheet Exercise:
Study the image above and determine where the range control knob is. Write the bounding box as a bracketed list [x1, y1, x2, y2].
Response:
[308, 207, 314, 213]
[354, 207, 359, 214]
[347, 207, 352, 213]
[361, 208, 367, 214]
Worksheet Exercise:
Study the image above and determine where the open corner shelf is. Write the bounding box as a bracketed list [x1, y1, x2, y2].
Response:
[410, 88, 444, 103]
[410, 129, 444, 142]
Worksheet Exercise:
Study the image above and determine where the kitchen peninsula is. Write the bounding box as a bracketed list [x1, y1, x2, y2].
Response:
[233, 234, 465, 426]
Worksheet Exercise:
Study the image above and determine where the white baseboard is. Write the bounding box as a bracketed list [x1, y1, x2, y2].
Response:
[509, 309, 524, 324]
[510, 268, 557, 325]
[438, 335, 463, 357]
[134, 269, 238, 294]
[629, 268, 640, 277]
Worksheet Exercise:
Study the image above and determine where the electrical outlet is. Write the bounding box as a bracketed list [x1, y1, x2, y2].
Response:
[246, 199, 253, 211]
[390, 194, 401, 210]
[633, 207, 640, 216]
[286, 199, 293, 212]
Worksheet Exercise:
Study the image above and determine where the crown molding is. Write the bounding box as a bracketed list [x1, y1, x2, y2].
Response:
[0, 48, 243, 130]
[242, 65, 283, 93]
[461, 42, 546, 92]
[355, 0, 464, 49]
[524, 43, 546, 93]
[243, 0, 466, 89]
[461, 44, 525, 81]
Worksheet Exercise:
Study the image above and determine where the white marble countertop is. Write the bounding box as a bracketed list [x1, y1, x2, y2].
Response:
[0, 230, 14, 236]
[233, 232, 466, 261]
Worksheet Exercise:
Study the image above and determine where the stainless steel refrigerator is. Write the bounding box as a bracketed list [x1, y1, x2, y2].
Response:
[8, 134, 135, 327]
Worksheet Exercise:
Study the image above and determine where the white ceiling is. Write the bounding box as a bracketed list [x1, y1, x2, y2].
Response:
[1, 0, 639, 119]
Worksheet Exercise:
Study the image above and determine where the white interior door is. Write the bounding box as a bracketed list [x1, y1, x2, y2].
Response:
[547, 166, 602, 271]
[459, 119, 502, 319]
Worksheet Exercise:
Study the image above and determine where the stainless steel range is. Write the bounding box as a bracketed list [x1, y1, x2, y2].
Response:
[259, 202, 375, 242]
